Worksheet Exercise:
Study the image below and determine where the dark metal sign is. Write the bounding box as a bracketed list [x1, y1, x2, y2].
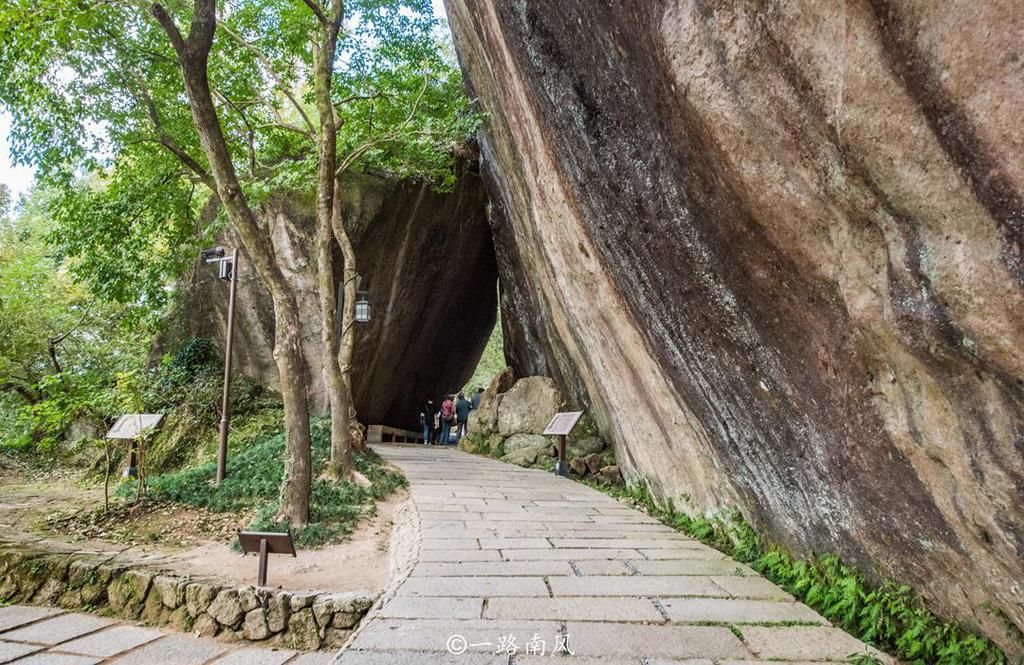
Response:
[543, 411, 584, 436]
[238, 531, 296, 587]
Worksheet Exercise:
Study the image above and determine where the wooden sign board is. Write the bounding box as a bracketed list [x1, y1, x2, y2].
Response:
[543, 411, 584, 436]
[238, 530, 296, 587]
[106, 414, 164, 440]
[238, 531, 297, 556]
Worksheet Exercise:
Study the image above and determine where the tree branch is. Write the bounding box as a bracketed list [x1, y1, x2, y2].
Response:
[302, 0, 330, 25]
[218, 22, 318, 138]
[149, 4, 185, 54]
[126, 67, 217, 189]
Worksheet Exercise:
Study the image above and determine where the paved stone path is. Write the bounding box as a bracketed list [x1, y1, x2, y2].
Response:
[0, 605, 330, 665]
[339, 444, 890, 664]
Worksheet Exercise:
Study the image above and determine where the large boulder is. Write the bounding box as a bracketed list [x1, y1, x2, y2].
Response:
[496, 377, 561, 436]
[157, 164, 497, 429]
[467, 367, 514, 436]
[501, 433, 549, 453]
[447, 0, 1024, 652]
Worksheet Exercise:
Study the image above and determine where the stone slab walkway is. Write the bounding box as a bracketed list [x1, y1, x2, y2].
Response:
[0, 605, 330, 665]
[339, 444, 890, 664]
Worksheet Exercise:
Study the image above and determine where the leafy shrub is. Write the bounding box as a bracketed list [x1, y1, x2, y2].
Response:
[129, 417, 406, 548]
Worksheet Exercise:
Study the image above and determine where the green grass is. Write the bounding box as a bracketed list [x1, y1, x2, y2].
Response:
[120, 417, 406, 548]
[598, 481, 1011, 665]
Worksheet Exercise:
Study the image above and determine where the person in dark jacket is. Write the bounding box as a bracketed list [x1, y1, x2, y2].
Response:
[470, 387, 484, 410]
[419, 399, 435, 445]
[455, 392, 472, 440]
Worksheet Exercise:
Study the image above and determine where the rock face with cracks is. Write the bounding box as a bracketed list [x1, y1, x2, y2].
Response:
[444, 0, 1024, 651]
[168, 164, 497, 429]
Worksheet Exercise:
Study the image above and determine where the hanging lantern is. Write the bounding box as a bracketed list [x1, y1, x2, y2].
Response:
[355, 290, 371, 323]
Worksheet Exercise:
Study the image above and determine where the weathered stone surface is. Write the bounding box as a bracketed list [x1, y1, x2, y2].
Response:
[468, 367, 515, 436]
[497, 377, 561, 436]
[237, 586, 261, 613]
[568, 436, 606, 458]
[242, 608, 271, 641]
[446, 0, 1024, 650]
[208, 589, 245, 628]
[265, 594, 290, 634]
[288, 592, 317, 613]
[162, 166, 496, 427]
[152, 575, 186, 610]
[185, 582, 217, 618]
[501, 433, 548, 453]
[107, 570, 153, 618]
[500, 447, 538, 468]
[323, 627, 353, 649]
[192, 613, 220, 638]
[283, 608, 321, 650]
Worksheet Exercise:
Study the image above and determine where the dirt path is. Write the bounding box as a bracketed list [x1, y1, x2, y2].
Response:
[0, 470, 399, 593]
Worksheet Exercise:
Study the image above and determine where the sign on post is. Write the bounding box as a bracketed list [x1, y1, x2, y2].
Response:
[237, 531, 297, 587]
[106, 414, 164, 480]
[543, 411, 584, 477]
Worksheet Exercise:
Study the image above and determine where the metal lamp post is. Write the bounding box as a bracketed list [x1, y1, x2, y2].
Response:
[201, 246, 239, 484]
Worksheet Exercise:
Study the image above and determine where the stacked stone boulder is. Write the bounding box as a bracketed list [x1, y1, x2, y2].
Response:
[0, 544, 374, 650]
[462, 371, 621, 484]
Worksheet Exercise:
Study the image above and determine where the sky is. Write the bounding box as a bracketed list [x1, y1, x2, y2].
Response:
[0, 0, 450, 208]
[0, 112, 35, 204]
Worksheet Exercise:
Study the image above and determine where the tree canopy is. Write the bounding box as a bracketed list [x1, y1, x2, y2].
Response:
[0, 0, 477, 308]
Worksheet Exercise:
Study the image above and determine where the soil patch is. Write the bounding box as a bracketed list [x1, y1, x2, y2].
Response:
[0, 469, 400, 593]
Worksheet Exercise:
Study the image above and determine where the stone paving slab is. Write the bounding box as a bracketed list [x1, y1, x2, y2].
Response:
[13, 653, 101, 665]
[335, 650, 507, 664]
[211, 647, 299, 665]
[107, 633, 228, 665]
[412, 561, 574, 577]
[484, 597, 664, 622]
[0, 606, 63, 632]
[0, 605, 327, 665]
[397, 576, 549, 597]
[57, 625, 164, 657]
[548, 575, 727, 597]
[378, 597, 484, 619]
[419, 549, 502, 562]
[566, 622, 750, 659]
[3, 614, 114, 645]
[348, 618, 563, 652]
[741, 625, 889, 661]
[354, 445, 889, 663]
[661, 598, 827, 624]
[631, 558, 754, 576]
[0, 640, 42, 663]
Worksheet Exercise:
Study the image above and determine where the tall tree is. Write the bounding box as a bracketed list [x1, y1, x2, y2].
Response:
[0, 0, 476, 521]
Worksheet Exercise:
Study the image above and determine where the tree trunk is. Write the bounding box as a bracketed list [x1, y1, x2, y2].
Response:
[152, 0, 311, 525]
[311, 5, 355, 477]
[332, 179, 365, 451]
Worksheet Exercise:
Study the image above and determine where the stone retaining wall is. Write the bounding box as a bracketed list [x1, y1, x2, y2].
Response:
[0, 544, 375, 650]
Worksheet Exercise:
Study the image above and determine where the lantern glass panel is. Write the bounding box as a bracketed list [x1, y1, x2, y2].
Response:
[355, 291, 371, 323]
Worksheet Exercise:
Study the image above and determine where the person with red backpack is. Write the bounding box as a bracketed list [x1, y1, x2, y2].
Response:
[439, 395, 456, 445]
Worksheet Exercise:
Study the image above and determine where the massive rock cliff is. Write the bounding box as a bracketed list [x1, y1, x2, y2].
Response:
[171, 166, 496, 428]
[445, 0, 1023, 648]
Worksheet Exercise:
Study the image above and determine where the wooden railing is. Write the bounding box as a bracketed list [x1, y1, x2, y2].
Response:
[366, 424, 424, 444]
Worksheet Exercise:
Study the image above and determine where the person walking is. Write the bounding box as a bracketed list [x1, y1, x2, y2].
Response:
[455, 392, 472, 440]
[471, 386, 484, 410]
[419, 398, 435, 445]
[439, 394, 455, 445]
